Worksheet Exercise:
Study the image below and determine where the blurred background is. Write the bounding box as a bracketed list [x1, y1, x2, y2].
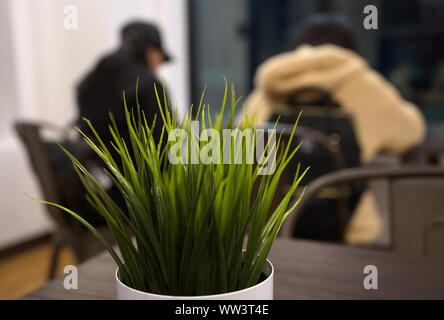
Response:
[1, 0, 444, 299]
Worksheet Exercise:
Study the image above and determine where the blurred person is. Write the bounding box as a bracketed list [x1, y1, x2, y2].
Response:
[76, 21, 172, 145]
[48, 21, 172, 227]
[245, 13, 425, 162]
[244, 13, 426, 244]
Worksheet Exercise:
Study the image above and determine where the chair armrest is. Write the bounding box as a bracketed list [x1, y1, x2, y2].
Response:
[280, 166, 444, 238]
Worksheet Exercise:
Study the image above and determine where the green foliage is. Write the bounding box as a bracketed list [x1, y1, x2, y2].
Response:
[31, 80, 308, 296]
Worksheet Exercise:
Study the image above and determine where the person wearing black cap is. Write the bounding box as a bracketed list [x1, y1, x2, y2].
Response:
[48, 21, 172, 227]
[76, 20, 172, 145]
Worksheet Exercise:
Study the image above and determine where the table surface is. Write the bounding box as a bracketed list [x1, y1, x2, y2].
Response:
[23, 239, 444, 299]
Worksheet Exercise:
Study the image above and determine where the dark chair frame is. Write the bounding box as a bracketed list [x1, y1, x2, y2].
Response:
[262, 122, 353, 235]
[261, 122, 346, 171]
[15, 121, 110, 279]
[280, 165, 444, 250]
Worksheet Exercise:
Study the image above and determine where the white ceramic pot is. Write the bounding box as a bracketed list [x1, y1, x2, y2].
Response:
[116, 258, 274, 300]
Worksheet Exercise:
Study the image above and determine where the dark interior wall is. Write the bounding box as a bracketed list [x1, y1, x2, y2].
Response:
[189, 0, 249, 113]
[332, 0, 381, 67]
[189, 0, 444, 120]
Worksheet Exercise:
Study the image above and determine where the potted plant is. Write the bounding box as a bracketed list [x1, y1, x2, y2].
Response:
[32, 81, 308, 300]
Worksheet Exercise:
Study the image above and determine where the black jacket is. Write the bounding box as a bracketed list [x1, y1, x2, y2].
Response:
[76, 51, 168, 146]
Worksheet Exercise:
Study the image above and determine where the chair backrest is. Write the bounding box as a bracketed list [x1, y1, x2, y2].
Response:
[261, 122, 347, 172]
[273, 86, 361, 169]
[271, 107, 361, 173]
[14, 122, 67, 228]
[266, 110, 362, 240]
[259, 122, 353, 239]
[281, 166, 444, 257]
[391, 178, 444, 256]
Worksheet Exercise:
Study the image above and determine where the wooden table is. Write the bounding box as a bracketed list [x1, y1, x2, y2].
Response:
[24, 239, 444, 299]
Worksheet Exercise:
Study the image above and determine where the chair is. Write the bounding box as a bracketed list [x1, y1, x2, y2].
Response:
[281, 165, 444, 256]
[267, 90, 363, 241]
[402, 122, 444, 165]
[272, 87, 362, 172]
[261, 120, 361, 241]
[15, 121, 112, 279]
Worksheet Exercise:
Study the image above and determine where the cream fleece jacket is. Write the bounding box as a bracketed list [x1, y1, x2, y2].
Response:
[245, 44, 426, 162]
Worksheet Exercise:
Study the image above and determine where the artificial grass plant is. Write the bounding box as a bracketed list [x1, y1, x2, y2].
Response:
[31, 80, 308, 296]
